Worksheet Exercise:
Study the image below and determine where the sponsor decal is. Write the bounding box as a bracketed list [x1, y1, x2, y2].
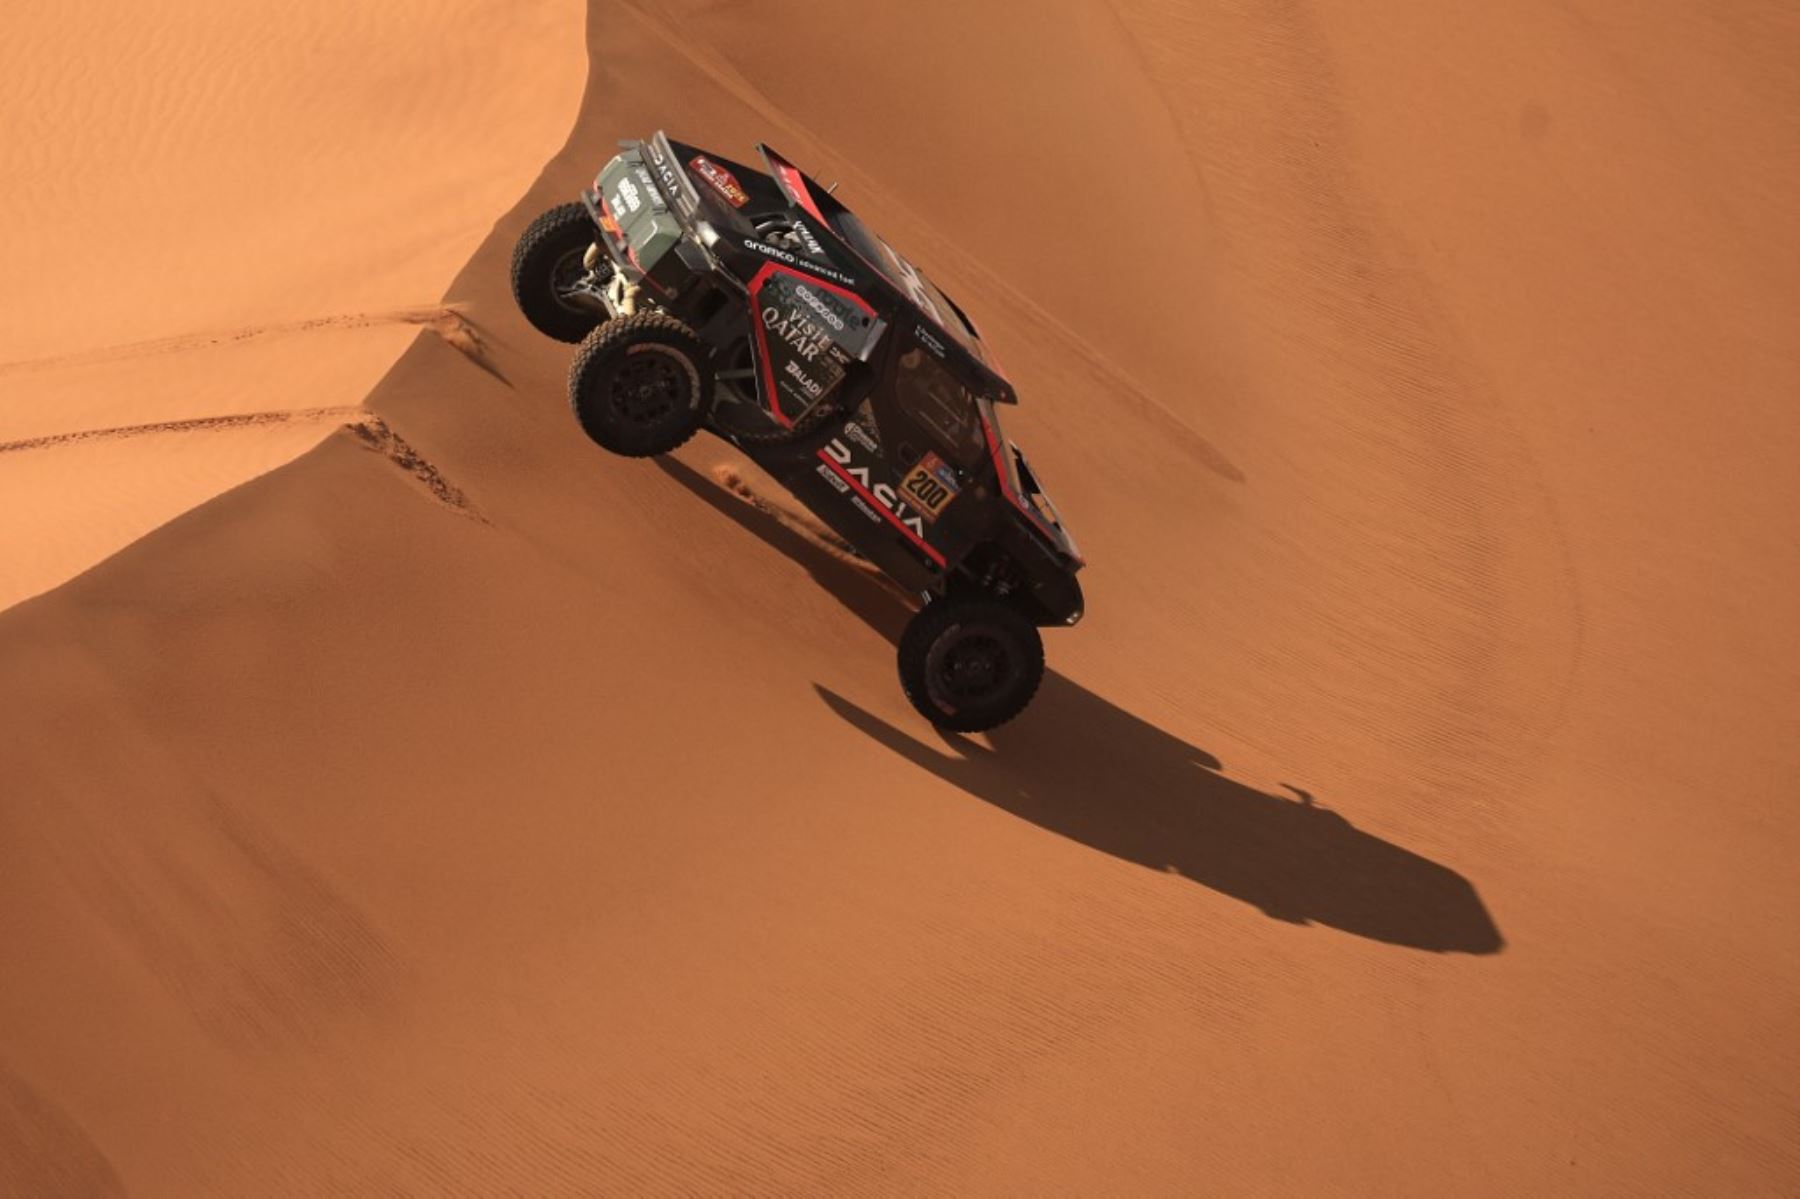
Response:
[792, 221, 827, 259]
[817, 461, 850, 492]
[824, 438, 927, 538]
[843, 411, 880, 455]
[613, 173, 643, 215]
[779, 352, 844, 413]
[749, 263, 882, 424]
[791, 280, 850, 333]
[762, 302, 834, 364]
[915, 324, 946, 358]
[899, 451, 960, 521]
[784, 357, 825, 400]
[690, 154, 749, 208]
[742, 238, 856, 287]
[760, 277, 853, 390]
[644, 140, 696, 216]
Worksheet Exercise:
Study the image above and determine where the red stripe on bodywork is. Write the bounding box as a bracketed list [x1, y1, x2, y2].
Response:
[746, 262, 878, 428]
[746, 261, 876, 316]
[776, 263, 875, 315]
[816, 452, 946, 568]
[747, 263, 791, 426]
[773, 162, 827, 224]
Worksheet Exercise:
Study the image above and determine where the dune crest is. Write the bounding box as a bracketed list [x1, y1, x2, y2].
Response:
[0, 1, 584, 610]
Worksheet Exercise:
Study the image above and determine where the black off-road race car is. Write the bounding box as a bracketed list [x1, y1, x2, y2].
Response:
[510, 132, 1083, 731]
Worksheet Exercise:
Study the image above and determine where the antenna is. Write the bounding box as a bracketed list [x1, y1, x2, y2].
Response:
[826, 181, 840, 195]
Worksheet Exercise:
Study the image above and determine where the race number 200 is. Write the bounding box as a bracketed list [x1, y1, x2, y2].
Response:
[900, 453, 958, 518]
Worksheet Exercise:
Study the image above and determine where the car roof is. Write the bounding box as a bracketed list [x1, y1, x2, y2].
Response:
[755, 142, 1017, 404]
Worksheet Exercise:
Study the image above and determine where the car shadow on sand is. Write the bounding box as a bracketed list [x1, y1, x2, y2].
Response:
[656, 456, 1503, 954]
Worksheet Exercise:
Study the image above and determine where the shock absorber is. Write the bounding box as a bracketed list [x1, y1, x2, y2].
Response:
[604, 271, 642, 318]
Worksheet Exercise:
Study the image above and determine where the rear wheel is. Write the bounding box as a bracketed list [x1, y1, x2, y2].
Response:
[898, 598, 1045, 732]
[511, 202, 609, 343]
[568, 312, 713, 457]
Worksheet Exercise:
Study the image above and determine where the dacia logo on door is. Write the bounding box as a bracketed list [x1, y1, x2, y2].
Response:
[824, 439, 927, 537]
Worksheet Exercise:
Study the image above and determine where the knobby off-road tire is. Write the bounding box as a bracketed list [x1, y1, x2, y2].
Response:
[568, 312, 713, 458]
[898, 598, 1046, 732]
[511, 202, 607, 344]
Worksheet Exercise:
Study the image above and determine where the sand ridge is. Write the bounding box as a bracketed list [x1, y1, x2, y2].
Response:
[0, 0, 584, 610]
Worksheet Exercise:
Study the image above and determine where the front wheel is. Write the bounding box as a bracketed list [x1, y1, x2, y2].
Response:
[569, 312, 713, 457]
[898, 598, 1045, 732]
[511, 202, 609, 343]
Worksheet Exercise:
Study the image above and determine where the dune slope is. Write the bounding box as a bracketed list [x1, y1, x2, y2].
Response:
[0, 0, 585, 609]
[3, 0, 1797, 1193]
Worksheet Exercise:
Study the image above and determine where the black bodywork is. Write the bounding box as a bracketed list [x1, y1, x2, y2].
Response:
[581, 132, 1083, 626]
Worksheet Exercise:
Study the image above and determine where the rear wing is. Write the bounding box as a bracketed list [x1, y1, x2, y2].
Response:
[757, 142, 830, 224]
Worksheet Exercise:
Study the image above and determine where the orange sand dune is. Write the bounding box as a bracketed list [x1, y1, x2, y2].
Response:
[0, 0, 584, 609]
[3, 0, 1798, 1193]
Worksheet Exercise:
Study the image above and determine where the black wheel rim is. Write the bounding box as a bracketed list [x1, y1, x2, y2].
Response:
[927, 626, 1014, 708]
[607, 350, 687, 425]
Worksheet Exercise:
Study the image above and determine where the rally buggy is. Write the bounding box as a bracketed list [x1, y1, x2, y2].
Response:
[510, 132, 1083, 731]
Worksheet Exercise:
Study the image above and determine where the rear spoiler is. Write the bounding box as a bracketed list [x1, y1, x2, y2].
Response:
[756, 143, 829, 224]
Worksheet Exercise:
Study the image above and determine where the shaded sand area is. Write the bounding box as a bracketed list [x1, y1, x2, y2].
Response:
[0, 0, 584, 609]
[3, 0, 1797, 1193]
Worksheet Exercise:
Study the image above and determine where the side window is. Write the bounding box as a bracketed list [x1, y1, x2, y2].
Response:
[891, 336, 987, 470]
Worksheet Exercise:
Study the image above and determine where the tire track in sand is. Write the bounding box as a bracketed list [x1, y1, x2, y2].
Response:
[0, 405, 366, 455]
[0, 305, 503, 380]
[0, 408, 485, 521]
